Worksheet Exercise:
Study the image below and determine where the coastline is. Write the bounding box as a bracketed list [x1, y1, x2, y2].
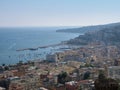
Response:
[0, 28, 80, 65]
[16, 43, 66, 51]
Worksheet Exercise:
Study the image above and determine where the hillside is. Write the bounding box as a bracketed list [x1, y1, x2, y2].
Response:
[66, 23, 120, 46]
[56, 22, 120, 34]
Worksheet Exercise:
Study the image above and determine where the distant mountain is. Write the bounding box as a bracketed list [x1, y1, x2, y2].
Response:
[65, 22, 120, 45]
[56, 22, 120, 33]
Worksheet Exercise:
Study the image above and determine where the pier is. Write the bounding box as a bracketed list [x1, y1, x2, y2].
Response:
[16, 43, 66, 51]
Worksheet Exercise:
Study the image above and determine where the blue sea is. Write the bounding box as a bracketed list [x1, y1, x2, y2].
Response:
[0, 27, 80, 65]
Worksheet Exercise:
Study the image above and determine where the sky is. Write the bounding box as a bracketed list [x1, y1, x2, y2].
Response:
[0, 0, 120, 27]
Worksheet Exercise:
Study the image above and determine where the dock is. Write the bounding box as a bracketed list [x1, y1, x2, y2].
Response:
[16, 43, 66, 51]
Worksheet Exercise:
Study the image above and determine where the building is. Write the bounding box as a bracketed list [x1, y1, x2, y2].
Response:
[108, 66, 120, 79]
[114, 59, 120, 66]
[78, 80, 94, 90]
[9, 83, 24, 90]
[46, 54, 57, 62]
[65, 81, 78, 90]
[39, 87, 48, 90]
[0, 87, 5, 90]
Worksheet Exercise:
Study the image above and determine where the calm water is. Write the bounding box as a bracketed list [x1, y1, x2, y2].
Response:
[0, 27, 80, 65]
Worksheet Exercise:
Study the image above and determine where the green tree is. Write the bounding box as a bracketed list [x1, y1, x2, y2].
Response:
[98, 70, 106, 81]
[83, 71, 90, 80]
[58, 71, 68, 84]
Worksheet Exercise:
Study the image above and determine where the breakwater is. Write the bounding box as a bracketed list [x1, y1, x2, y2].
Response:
[16, 43, 65, 51]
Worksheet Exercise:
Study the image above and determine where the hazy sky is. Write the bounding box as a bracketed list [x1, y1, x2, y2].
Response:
[0, 0, 120, 27]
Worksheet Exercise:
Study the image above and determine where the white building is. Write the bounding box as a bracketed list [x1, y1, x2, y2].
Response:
[39, 87, 48, 90]
[108, 66, 120, 79]
[0, 87, 5, 90]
